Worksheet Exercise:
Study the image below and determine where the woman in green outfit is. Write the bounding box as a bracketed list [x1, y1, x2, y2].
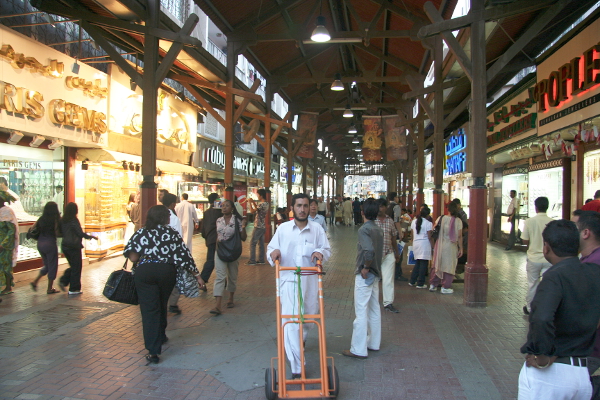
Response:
[0, 191, 18, 295]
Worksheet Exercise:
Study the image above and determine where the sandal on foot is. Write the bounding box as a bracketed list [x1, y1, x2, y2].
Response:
[145, 354, 159, 365]
[30, 283, 37, 292]
[209, 308, 221, 315]
[0, 290, 13, 296]
[226, 302, 234, 308]
[46, 288, 59, 294]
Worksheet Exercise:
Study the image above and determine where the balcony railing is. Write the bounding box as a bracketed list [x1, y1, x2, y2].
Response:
[206, 39, 226, 66]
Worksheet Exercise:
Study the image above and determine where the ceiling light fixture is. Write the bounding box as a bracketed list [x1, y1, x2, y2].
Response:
[343, 104, 353, 118]
[349, 123, 357, 134]
[311, 16, 331, 42]
[352, 135, 359, 144]
[331, 73, 344, 91]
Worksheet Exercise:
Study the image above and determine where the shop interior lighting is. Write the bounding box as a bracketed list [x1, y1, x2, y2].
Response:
[29, 135, 45, 148]
[135, 164, 140, 172]
[81, 159, 89, 170]
[157, 169, 163, 176]
[354, 147, 361, 152]
[310, 15, 331, 42]
[352, 135, 359, 144]
[48, 138, 63, 150]
[331, 73, 344, 91]
[129, 162, 135, 171]
[7, 131, 24, 145]
[343, 105, 353, 118]
[130, 79, 137, 91]
[71, 61, 80, 74]
[175, 90, 186, 101]
[349, 123, 357, 134]
[122, 160, 128, 170]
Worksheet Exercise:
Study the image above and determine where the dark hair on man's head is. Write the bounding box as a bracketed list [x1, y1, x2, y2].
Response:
[208, 193, 219, 204]
[452, 198, 461, 205]
[377, 198, 388, 208]
[387, 192, 397, 201]
[542, 219, 580, 257]
[145, 205, 170, 230]
[56, 185, 63, 190]
[595, 190, 600, 199]
[416, 206, 431, 234]
[362, 199, 379, 220]
[421, 203, 428, 208]
[182, 193, 189, 200]
[61, 202, 78, 223]
[510, 190, 517, 195]
[586, 198, 593, 204]
[161, 193, 177, 208]
[401, 208, 408, 213]
[292, 193, 309, 207]
[448, 201, 459, 216]
[575, 210, 600, 240]
[534, 197, 549, 213]
[0, 177, 7, 185]
[573, 209, 583, 218]
[309, 199, 318, 206]
[257, 188, 267, 199]
[159, 189, 168, 194]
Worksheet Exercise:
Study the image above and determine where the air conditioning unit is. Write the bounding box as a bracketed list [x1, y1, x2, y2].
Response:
[7, 131, 24, 145]
[48, 138, 63, 150]
[29, 135, 45, 148]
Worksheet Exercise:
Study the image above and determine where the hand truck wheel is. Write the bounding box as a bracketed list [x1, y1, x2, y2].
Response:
[328, 365, 339, 397]
[264, 367, 277, 400]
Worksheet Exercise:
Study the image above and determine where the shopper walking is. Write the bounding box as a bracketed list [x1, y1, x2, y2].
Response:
[130, 192, 142, 232]
[58, 203, 97, 295]
[317, 197, 327, 218]
[124, 205, 200, 365]
[199, 193, 222, 290]
[374, 199, 400, 313]
[518, 220, 600, 400]
[31, 202, 61, 294]
[343, 199, 383, 359]
[210, 200, 247, 315]
[429, 201, 463, 294]
[0, 191, 18, 296]
[328, 197, 336, 225]
[505, 190, 520, 250]
[175, 193, 199, 251]
[247, 189, 268, 265]
[521, 197, 553, 315]
[308, 199, 327, 232]
[124, 193, 136, 243]
[343, 197, 353, 226]
[408, 206, 433, 289]
[353, 197, 362, 225]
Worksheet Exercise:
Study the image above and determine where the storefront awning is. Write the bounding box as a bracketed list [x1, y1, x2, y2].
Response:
[76, 149, 199, 175]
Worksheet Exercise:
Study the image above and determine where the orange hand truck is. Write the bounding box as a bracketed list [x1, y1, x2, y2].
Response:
[265, 260, 339, 399]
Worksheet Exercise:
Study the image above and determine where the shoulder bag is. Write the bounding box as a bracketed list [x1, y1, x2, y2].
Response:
[26, 222, 40, 240]
[103, 259, 139, 305]
[430, 215, 443, 241]
[217, 217, 242, 262]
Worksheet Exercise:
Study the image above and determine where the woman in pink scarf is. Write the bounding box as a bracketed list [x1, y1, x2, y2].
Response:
[429, 202, 463, 294]
[0, 191, 18, 296]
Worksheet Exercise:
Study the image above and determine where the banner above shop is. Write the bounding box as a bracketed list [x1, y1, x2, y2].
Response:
[108, 65, 196, 153]
[362, 117, 383, 161]
[382, 115, 407, 161]
[197, 138, 268, 179]
[296, 112, 318, 158]
[487, 86, 537, 150]
[536, 18, 600, 137]
[0, 25, 108, 147]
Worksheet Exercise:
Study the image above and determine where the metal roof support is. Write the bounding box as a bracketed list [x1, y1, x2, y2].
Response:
[139, 0, 160, 222]
[465, 0, 489, 308]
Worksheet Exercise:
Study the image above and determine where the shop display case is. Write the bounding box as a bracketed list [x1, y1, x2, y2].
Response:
[528, 167, 563, 219]
[178, 182, 224, 220]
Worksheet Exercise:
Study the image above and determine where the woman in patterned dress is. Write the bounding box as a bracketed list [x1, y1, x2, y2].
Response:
[124, 205, 201, 364]
[0, 191, 18, 296]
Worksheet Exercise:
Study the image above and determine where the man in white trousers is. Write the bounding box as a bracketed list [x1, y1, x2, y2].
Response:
[175, 193, 199, 251]
[518, 219, 600, 400]
[375, 199, 401, 313]
[343, 199, 383, 359]
[268, 193, 331, 379]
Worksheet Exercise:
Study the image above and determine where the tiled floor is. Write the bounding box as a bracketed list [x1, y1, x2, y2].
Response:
[0, 224, 530, 399]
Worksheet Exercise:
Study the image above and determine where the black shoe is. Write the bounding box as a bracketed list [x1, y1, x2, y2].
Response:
[384, 304, 399, 313]
[505, 246, 512, 251]
[168, 305, 181, 315]
[162, 336, 169, 344]
[523, 306, 530, 315]
[145, 354, 159, 364]
[291, 373, 301, 379]
[396, 276, 408, 282]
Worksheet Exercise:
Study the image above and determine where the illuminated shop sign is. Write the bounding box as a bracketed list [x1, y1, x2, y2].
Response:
[487, 89, 537, 147]
[200, 142, 266, 177]
[534, 42, 600, 114]
[0, 44, 64, 77]
[445, 128, 467, 175]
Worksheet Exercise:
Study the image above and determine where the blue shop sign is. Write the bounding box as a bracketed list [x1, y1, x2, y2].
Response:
[445, 128, 467, 175]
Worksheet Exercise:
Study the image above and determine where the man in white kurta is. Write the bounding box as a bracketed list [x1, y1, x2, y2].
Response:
[175, 193, 199, 251]
[162, 193, 185, 314]
[268, 193, 331, 378]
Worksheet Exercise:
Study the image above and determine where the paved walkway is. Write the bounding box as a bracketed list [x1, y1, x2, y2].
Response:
[0, 224, 529, 400]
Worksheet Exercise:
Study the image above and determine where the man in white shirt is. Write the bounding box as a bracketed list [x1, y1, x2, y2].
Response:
[162, 193, 185, 315]
[175, 193, 199, 251]
[506, 190, 520, 250]
[521, 197, 553, 315]
[308, 199, 327, 232]
[317, 196, 327, 218]
[268, 193, 331, 379]
[53, 185, 64, 213]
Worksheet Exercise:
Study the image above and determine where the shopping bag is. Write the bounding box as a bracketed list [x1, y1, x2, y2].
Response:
[103, 260, 138, 305]
[397, 241, 406, 255]
[407, 246, 416, 265]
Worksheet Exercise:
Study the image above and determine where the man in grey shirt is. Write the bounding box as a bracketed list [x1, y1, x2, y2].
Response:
[343, 199, 384, 359]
